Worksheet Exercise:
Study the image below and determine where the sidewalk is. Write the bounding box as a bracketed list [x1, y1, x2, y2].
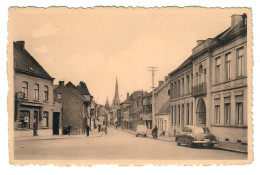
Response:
[119, 128, 247, 153]
[14, 128, 103, 141]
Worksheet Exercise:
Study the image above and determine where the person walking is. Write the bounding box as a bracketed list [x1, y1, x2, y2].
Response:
[68, 125, 71, 136]
[152, 125, 158, 139]
[86, 124, 90, 137]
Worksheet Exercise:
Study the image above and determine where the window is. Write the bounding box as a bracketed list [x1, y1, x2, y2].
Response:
[237, 47, 244, 77]
[22, 81, 28, 98]
[187, 75, 190, 94]
[225, 53, 232, 80]
[204, 69, 207, 83]
[57, 93, 62, 99]
[215, 105, 220, 124]
[44, 85, 49, 101]
[224, 103, 231, 124]
[215, 57, 221, 83]
[186, 103, 189, 126]
[174, 105, 177, 125]
[177, 80, 180, 97]
[178, 105, 180, 125]
[18, 111, 30, 129]
[236, 102, 243, 125]
[42, 112, 49, 127]
[190, 103, 193, 125]
[34, 84, 39, 100]
[181, 78, 184, 96]
[171, 106, 174, 125]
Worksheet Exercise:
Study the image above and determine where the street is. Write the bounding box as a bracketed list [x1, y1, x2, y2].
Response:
[14, 127, 247, 160]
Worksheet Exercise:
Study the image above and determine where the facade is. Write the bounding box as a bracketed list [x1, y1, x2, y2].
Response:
[120, 93, 131, 129]
[142, 77, 171, 133]
[14, 41, 62, 137]
[128, 91, 148, 130]
[169, 14, 248, 148]
[111, 77, 120, 124]
[54, 81, 91, 134]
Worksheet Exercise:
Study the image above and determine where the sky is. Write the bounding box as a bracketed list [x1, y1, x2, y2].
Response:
[9, 7, 247, 105]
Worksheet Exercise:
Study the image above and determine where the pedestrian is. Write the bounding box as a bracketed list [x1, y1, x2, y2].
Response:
[152, 125, 158, 139]
[33, 119, 37, 136]
[68, 125, 71, 136]
[86, 124, 90, 137]
[98, 123, 101, 132]
[116, 123, 118, 129]
[104, 126, 107, 135]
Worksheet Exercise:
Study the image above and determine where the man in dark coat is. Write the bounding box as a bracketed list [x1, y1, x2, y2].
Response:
[86, 125, 90, 137]
[68, 125, 71, 136]
[152, 125, 158, 139]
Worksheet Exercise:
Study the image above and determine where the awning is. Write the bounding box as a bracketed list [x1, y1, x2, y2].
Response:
[20, 102, 43, 107]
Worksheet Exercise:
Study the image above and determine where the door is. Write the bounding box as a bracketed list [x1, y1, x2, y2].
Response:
[53, 112, 60, 135]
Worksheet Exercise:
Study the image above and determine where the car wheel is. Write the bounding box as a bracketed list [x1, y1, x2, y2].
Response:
[188, 142, 193, 148]
[208, 143, 214, 149]
[176, 138, 181, 146]
[136, 134, 139, 137]
[144, 135, 147, 137]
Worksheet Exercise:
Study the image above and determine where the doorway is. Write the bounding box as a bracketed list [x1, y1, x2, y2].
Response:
[196, 98, 206, 125]
[53, 112, 60, 135]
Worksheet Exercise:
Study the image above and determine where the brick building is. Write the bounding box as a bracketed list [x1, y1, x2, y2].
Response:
[14, 41, 62, 136]
[54, 81, 92, 134]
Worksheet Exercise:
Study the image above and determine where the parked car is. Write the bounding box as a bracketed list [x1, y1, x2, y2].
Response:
[136, 125, 148, 137]
[175, 125, 217, 148]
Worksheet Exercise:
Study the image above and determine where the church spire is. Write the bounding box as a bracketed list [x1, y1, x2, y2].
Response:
[112, 77, 120, 107]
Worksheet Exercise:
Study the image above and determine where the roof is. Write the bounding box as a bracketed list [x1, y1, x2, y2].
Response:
[156, 99, 171, 115]
[13, 41, 54, 81]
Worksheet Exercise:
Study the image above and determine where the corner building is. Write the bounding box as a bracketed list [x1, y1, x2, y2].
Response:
[169, 14, 248, 148]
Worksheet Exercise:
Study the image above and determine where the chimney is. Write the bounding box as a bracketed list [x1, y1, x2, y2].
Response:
[196, 40, 205, 46]
[127, 92, 129, 99]
[59, 81, 64, 86]
[231, 14, 243, 28]
[14, 41, 25, 49]
[158, 81, 164, 87]
[165, 76, 169, 81]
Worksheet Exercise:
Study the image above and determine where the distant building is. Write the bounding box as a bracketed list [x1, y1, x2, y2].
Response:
[54, 81, 92, 134]
[141, 77, 171, 133]
[120, 93, 131, 128]
[111, 77, 121, 124]
[129, 90, 148, 130]
[169, 14, 248, 151]
[14, 41, 62, 136]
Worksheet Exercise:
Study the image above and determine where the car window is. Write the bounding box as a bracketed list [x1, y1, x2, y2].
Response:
[183, 127, 191, 132]
[191, 127, 210, 134]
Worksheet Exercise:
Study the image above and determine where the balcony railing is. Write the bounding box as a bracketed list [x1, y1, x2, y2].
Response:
[192, 82, 207, 96]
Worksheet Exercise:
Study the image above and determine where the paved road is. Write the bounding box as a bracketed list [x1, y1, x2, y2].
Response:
[14, 127, 247, 160]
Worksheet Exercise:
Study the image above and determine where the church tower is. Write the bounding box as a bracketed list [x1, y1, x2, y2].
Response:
[111, 77, 120, 123]
[112, 77, 120, 107]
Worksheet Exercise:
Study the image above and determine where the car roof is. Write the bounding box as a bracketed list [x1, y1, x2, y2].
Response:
[185, 125, 208, 129]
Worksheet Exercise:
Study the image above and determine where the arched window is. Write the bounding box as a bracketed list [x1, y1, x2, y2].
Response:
[44, 85, 49, 101]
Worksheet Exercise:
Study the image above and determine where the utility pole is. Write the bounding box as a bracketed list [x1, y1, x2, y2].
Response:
[148, 67, 158, 128]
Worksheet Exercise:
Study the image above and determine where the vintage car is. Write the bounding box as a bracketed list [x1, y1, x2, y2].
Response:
[175, 125, 217, 148]
[135, 125, 148, 137]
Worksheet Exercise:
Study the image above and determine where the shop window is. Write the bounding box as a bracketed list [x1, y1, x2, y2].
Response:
[18, 110, 30, 129]
[22, 81, 28, 98]
[42, 111, 49, 127]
